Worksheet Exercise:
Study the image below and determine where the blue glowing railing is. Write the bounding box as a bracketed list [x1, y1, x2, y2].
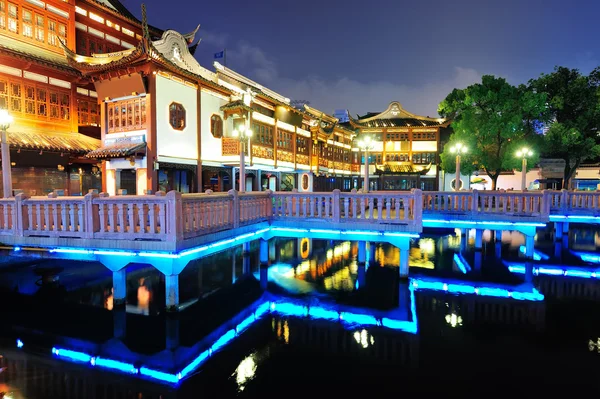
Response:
[411, 278, 545, 301]
[505, 262, 600, 279]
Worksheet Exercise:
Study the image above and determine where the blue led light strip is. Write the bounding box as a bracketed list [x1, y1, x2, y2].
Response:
[453, 253, 470, 274]
[411, 278, 545, 301]
[423, 219, 546, 228]
[505, 262, 600, 279]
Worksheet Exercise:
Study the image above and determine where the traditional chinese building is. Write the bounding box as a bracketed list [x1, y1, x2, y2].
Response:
[0, 0, 164, 196]
[345, 101, 452, 191]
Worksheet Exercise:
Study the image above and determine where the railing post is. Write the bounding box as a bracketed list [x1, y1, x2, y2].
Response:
[471, 189, 479, 215]
[412, 189, 422, 225]
[265, 189, 273, 220]
[560, 189, 569, 213]
[541, 190, 551, 217]
[14, 193, 28, 236]
[229, 189, 240, 229]
[332, 189, 340, 223]
[166, 190, 183, 242]
[84, 192, 98, 238]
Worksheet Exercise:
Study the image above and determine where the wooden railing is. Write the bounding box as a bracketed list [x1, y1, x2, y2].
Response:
[422, 190, 551, 218]
[271, 189, 422, 228]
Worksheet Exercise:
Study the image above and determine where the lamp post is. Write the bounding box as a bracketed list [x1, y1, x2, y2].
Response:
[232, 120, 253, 193]
[450, 143, 467, 191]
[357, 135, 374, 192]
[0, 109, 14, 198]
[516, 147, 533, 191]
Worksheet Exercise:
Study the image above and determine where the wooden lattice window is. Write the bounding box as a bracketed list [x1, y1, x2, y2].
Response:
[169, 102, 185, 130]
[210, 114, 223, 138]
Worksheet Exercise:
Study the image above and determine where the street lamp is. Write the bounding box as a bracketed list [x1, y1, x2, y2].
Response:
[357, 135, 374, 192]
[232, 120, 253, 193]
[450, 143, 467, 191]
[516, 147, 533, 191]
[0, 109, 14, 198]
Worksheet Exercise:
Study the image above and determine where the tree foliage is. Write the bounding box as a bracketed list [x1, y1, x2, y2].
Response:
[529, 66, 600, 188]
[438, 75, 546, 190]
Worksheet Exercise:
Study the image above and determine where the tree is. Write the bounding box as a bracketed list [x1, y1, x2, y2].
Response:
[529, 66, 600, 189]
[438, 75, 546, 190]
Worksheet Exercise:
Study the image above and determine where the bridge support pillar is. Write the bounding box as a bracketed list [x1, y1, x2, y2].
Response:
[243, 242, 251, 275]
[460, 229, 468, 252]
[395, 238, 410, 279]
[554, 240, 563, 259]
[554, 222, 563, 241]
[113, 307, 126, 340]
[525, 261, 534, 283]
[112, 269, 127, 307]
[474, 229, 483, 251]
[563, 222, 569, 234]
[367, 242, 376, 266]
[357, 241, 367, 287]
[495, 230, 502, 242]
[166, 314, 179, 351]
[495, 240, 502, 260]
[525, 234, 535, 260]
[165, 274, 179, 312]
[260, 238, 269, 290]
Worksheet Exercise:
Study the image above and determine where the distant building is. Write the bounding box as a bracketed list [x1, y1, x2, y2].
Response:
[333, 109, 349, 123]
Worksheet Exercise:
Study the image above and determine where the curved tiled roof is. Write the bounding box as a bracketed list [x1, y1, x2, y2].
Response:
[9, 130, 100, 153]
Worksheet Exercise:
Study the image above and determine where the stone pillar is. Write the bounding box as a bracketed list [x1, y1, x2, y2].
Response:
[113, 307, 126, 340]
[495, 230, 502, 242]
[166, 314, 179, 351]
[460, 229, 468, 252]
[357, 263, 366, 289]
[474, 229, 483, 250]
[525, 234, 535, 260]
[554, 222, 563, 241]
[495, 240, 502, 260]
[260, 238, 269, 290]
[165, 274, 179, 312]
[243, 243, 251, 275]
[397, 237, 411, 278]
[563, 222, 569, 234]
[367, 242, 376, 266]
[112, 269, 126, 307]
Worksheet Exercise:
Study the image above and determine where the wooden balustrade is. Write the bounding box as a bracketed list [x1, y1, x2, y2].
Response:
[422, 190, 550, 218]
[271, 189, 422, 227]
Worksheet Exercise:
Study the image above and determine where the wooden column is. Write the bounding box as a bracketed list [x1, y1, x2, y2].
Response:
[146, 70, 158, 192]
[273, 119, 278, 169]
[196, 85, 202, 192]
[293, 126, 297, 170]
[100, 96, 108, 193]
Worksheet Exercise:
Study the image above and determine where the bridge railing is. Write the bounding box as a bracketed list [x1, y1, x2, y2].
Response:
[422, 190, 550, 218]
[548, 189, 600, 215]
[271, 189, 423, 228]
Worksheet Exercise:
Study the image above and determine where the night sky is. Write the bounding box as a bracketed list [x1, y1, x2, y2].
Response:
[126, 0, 599, 117]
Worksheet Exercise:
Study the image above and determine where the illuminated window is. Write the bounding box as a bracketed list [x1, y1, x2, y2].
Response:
[22, 8, 32, 38]
[169, 102, 185, 130]
[107, 97, 146, 133]
[75, 5, 86, 16]
[0, 79, 7, 109]
[77, 98, 98, 126]
[88, 12, 103, 24]
[0, 1, 6, 30]
[34, 13, 43, 42]
[47, 18, 56, 45]
[210, 115, 223, 138]
[7, 2, 17, 33]
[106, 19, 113, 28]
[121, 27, 134, 37]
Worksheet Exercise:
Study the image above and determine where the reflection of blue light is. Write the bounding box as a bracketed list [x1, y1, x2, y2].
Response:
[341, 312, 378, 326]
[95, 357, 137, 373]
[411, 278, 544, 301]
[255, 301, 270, 318]
[236, 314, 255, 333]
[16, 339, 23, 348]
[571, 251, 600, 263]
[507, 262, 600, 279]
[273, 303, 307, 317]
[212, 329, 236, 352]
[179, 350, 209, 379]
[518, 245, 548, 260]
[139, 367, 179, 383]
[308, 306, 339, 320]
[52, 348, 92, 363]
[453, 253, 469, 274]
[13, 246, 21, 252]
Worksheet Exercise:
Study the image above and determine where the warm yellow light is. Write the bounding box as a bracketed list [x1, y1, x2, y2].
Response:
[517, 147, 533, 157]
[0, 109, 13, 129]
[450, 142, 467, 154]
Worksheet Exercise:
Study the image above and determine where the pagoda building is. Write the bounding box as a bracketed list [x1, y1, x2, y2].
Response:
[0, 0, 163, 196]
[345, 101, 452, 191]
[61, 5, 357, 195]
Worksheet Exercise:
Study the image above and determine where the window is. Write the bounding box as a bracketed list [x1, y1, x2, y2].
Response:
[169, 102, 185, 130]
[251, 121, 273, 146]
[412, 152, 436, 164]
[107, 97, 146, 133]
[0, 1, 6, 30]
[210, 115, 223, 138]
[22, 8, 31, 37]
[7, 2, 17, 33]
[34, 13, 43, 41]
[47, 18, 56, 45]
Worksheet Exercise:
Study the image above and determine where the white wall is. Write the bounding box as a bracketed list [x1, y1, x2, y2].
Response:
[200, 90, 237, 163]
[156, 75, 198, 161]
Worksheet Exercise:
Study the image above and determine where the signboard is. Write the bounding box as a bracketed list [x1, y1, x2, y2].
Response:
[104, 134, 145, 146]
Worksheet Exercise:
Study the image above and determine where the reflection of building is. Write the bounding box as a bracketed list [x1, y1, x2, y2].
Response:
[343, 102, 452, 191]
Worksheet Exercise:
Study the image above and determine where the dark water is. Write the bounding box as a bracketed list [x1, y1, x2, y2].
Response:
[1, 225, 600, 397]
